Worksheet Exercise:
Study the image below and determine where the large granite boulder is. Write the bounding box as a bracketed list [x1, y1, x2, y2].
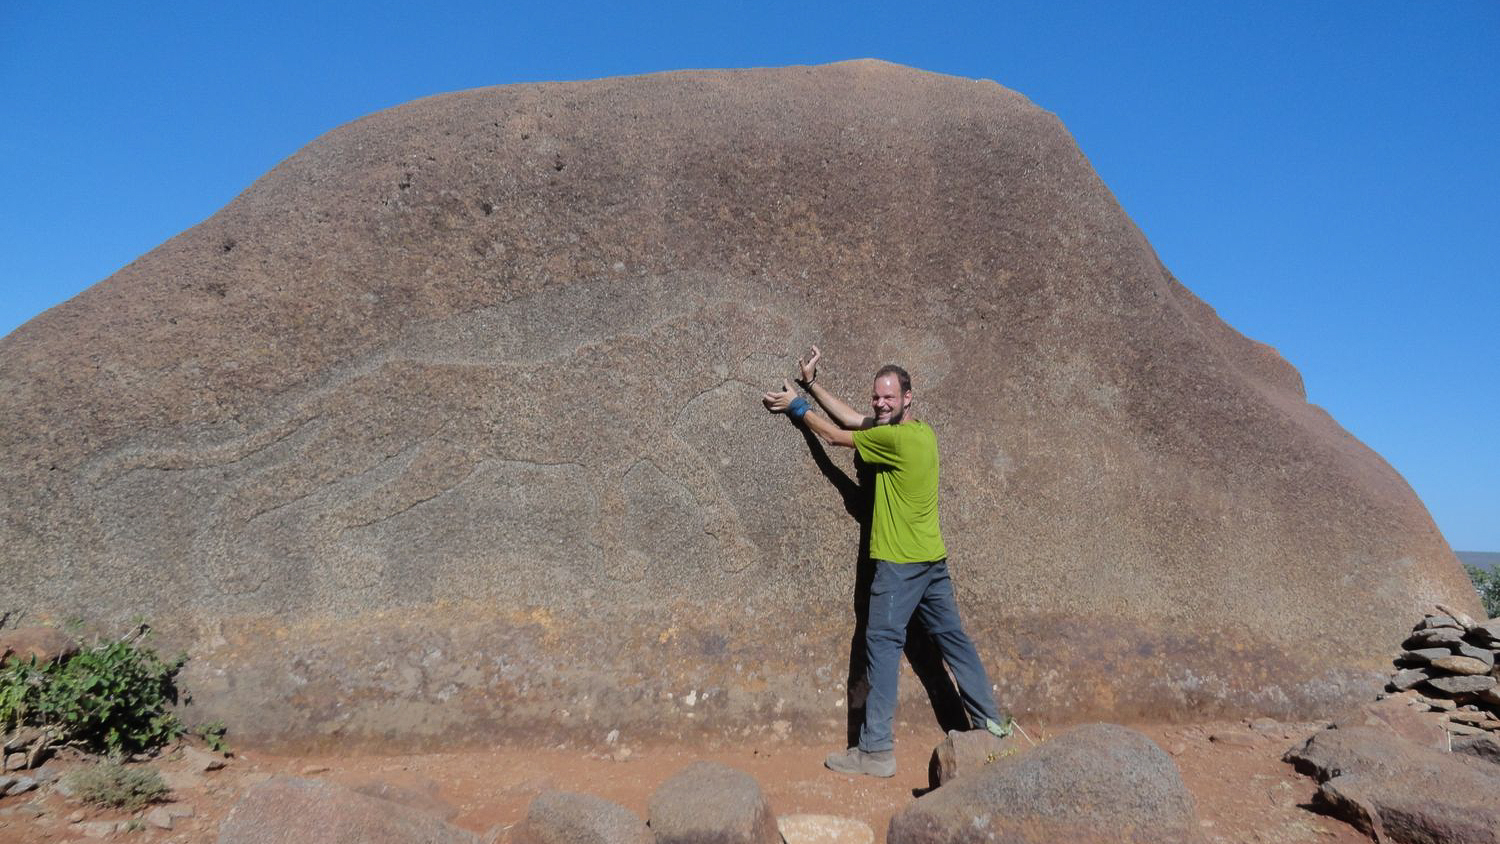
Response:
[0, 60, 1476, 745]
[888, 723, 1200, 844]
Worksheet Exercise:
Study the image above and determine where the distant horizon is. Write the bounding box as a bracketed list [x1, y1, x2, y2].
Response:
[3, 2, 1496, 549]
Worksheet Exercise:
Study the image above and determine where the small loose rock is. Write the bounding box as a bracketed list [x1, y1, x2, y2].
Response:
[180, 746, 227, 772]
[1429, 655, 1490, 675]
[79, 820, 118, 838]
[1208, 730, 1260, 748]
[778, 814, 874, 844]
[1426, 675, 1496, 695]
[1414, 694, 1457, 711]
[4, 776, 38, 796]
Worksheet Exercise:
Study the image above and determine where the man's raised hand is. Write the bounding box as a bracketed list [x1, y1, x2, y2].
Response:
[762, 380, 796, 413]
[798, 346, 821, 384]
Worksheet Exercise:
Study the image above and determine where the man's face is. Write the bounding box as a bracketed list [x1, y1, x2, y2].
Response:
[871, 374, 912, 425]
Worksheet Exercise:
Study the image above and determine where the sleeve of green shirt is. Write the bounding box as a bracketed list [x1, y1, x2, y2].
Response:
[851, 424, 908, 467]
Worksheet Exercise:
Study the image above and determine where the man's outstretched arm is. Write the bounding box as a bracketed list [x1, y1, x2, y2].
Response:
[796, 346, 873, 430]
[762, 380, 856, 448]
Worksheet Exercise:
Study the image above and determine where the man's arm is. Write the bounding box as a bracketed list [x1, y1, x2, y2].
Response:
[762, 380, 856, 449]
[797, 346, 873, 430]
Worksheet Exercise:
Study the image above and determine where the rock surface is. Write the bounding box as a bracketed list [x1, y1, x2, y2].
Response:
[929, 728, 1019, 786]
[1452, 733, 1500, 767]
[0, 627, 79, 666]
[648, 761, 778, 844]
[888, 723, 1201, 844]
[1333, 697, 1450, 750]
[1287, 726, 1500, 844]
[777, 814, 874, 844]
[0, 60, 1477, 744]
[511, 790, 650, 844]
[1427, 675, 1496, 695]
[217, 776, 480, 844]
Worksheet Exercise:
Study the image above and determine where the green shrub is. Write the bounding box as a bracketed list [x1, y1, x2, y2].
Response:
[193, 720, 230, 754]
[61, 761, 169, 810]
[0, 624, 185, 757]
[1466, 564, 1500, 620]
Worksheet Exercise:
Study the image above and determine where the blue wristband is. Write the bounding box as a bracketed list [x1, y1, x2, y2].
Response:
[788, 396, 810, 419]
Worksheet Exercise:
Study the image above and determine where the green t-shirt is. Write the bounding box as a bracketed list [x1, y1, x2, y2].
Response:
[851, 419, 947, 563]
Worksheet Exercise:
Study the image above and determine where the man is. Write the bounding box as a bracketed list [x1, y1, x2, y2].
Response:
[762, 347, 1010, 778]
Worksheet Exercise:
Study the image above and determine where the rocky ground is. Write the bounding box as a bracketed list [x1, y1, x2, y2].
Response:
[13, 605, 1500, 842]
[0, 716, 1369, 844]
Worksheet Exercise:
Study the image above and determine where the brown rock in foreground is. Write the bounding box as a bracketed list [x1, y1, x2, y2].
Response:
[889, 723, 1201, 844]
[929, 728, 1019, 787]
[0, 60, 1476, 745]
[512, 791, 650, 844]
[648, 761, 779, 844]
[1287, 726, 1500, 844]
[217, 776, 479, 844]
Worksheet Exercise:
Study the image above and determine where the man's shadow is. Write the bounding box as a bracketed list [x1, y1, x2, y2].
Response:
[796, 424, 971, 747]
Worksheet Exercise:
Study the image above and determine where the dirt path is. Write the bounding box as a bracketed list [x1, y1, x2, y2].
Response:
[0, 719, 1368, 844]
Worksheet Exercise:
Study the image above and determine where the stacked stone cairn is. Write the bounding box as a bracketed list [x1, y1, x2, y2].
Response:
[1386, 603, 1500, 737]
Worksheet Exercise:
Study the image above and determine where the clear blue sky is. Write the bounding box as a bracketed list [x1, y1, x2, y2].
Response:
[3, 1, 1496, 549]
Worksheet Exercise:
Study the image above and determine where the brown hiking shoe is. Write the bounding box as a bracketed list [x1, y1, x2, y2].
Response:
[824, 747, 896, 778]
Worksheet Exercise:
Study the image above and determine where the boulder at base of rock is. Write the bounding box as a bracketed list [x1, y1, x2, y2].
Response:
[887, 723, 1200, 844]
[648, 761, 778, 844]
[512, 791, 650, 844]
[1285, 725, 1422, 780]
[1287, 725, 1500, 842]
[929, 729, 1021, 787]
[0, 627, 79, 666]
[1319, 767, 1500, 843]
[777, 814, 874, 844]
[217, 776, 479, 844]
[1330, 697, 1449, 750]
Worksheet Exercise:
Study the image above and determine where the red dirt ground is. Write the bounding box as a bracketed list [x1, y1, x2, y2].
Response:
[0, 716, 1371, 844]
